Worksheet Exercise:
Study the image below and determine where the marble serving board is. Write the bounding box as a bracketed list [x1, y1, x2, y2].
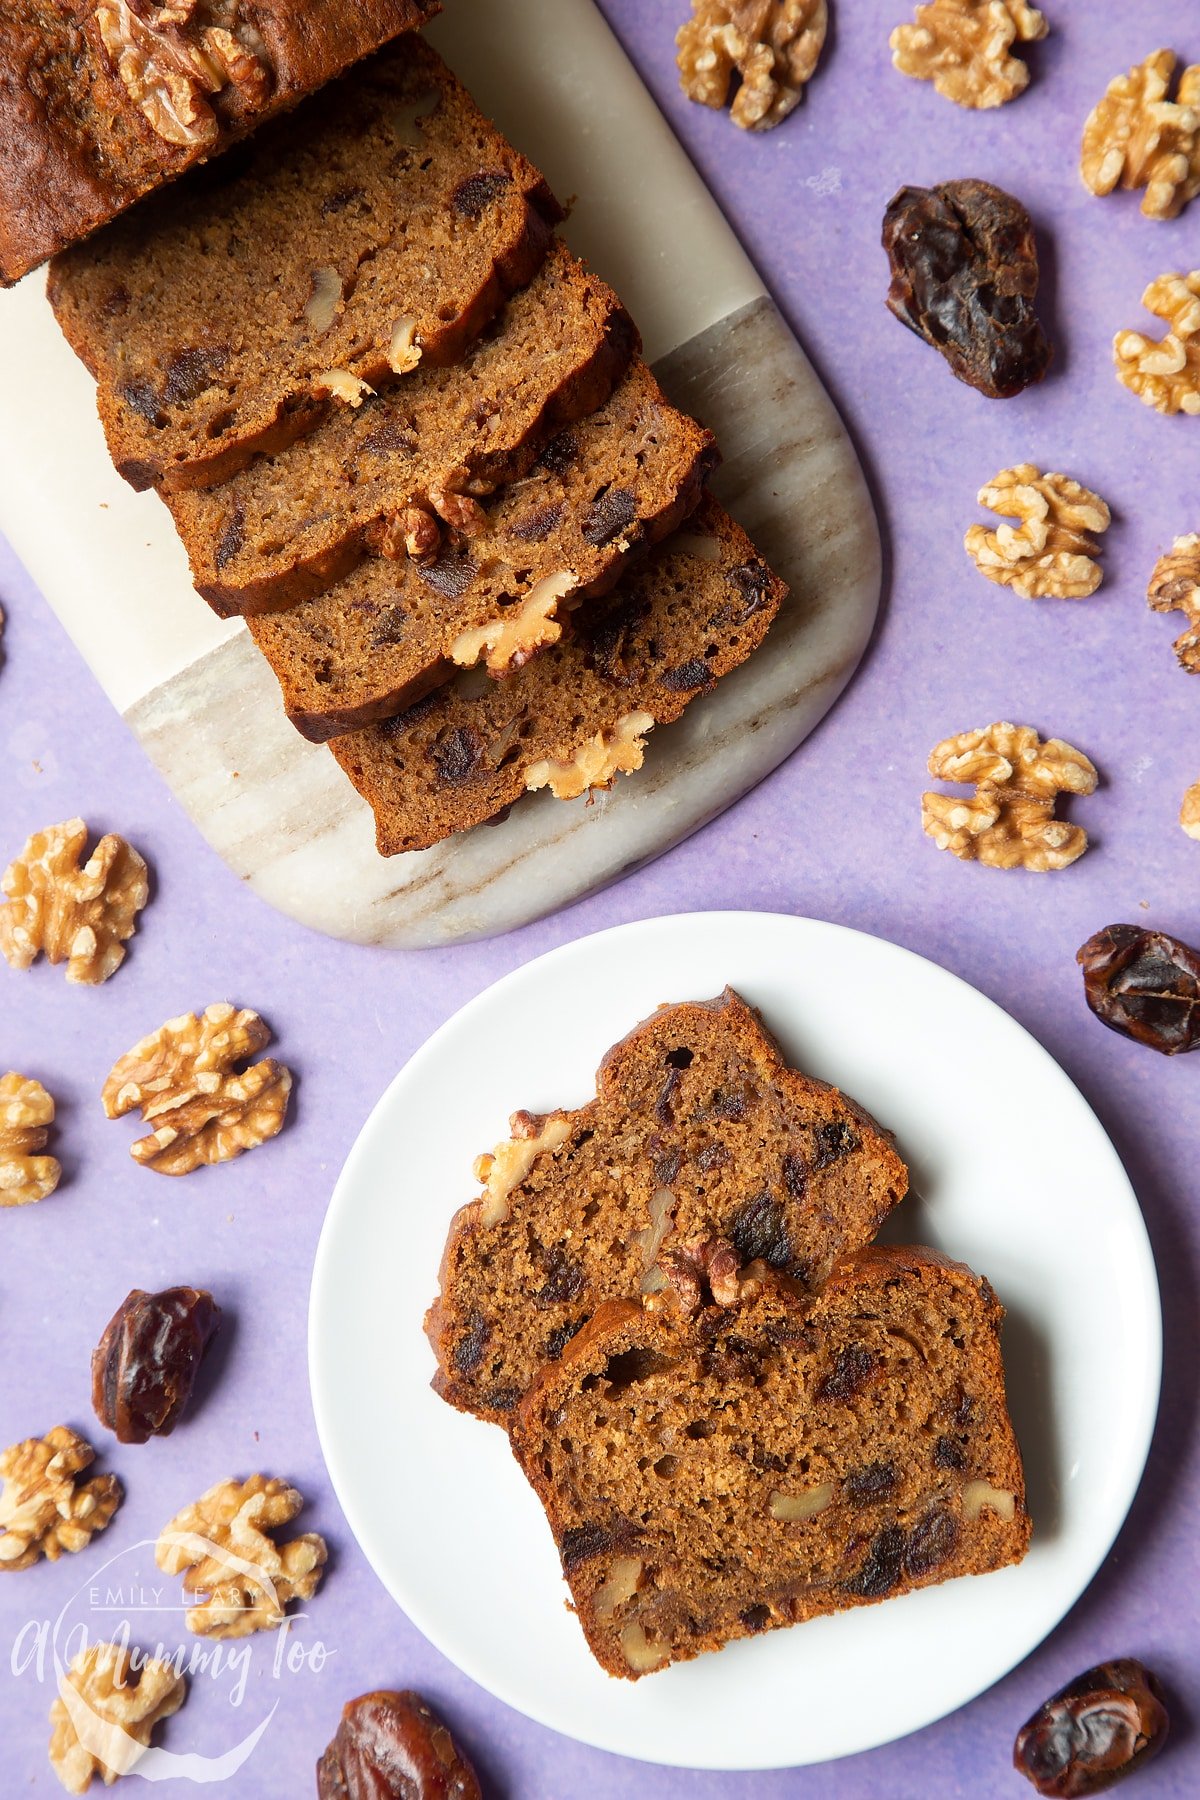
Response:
[0, 0, 880, 949]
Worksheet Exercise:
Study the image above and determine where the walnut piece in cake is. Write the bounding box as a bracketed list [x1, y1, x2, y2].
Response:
[94, 1, 273, 151]
[0, 1427, 121, 1572]
[965, 466, 1111, 599]
[1081, 50, 1200, 221]
[156, 1474, 326, 1637]
[524, 711, 656, 801]
[1114, 272, 1200, 415]
[1148, 534, 1200, 669]
[890, 0, 1046, 110]
[0, 819, 148, 984]
[102, 1003, 291, 1175]
[49, 1640, 186, 1794]
[923, 722, 1097, 872]
[676, 0, 828, 131]
[0, 1072, 60, 1207]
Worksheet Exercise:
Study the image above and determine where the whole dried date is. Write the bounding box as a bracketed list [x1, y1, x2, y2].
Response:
[92, 1286, 220, 1444]
[1077, 924, 1200, 1055]
[317, 1690, 482, 1799]
[882, 179, 1052, 397]
[1014, 1658, 1168, 1796]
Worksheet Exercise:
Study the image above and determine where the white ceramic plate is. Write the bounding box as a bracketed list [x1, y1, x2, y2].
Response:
[308, 912, 1161, 1771]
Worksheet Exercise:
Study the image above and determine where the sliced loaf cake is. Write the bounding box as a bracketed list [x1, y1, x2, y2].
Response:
[425, 988, 908, 1422]
[166, 240, 637, 613]
[510, 1242, 1030, 1678]
[329, 495, 784, 854]
[49, 37, 562, 491]
[248, 362, 720, 740]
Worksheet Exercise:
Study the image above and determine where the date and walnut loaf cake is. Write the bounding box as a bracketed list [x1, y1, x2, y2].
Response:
[509, 1241, 1030, 1679]
[49, 36, 563, 492]
[425, 988, 909, 1422]
[249, 363, 720, 740]
[330, 496, 785, 854]
[0, 0, 441, 284]
[166, 240, 639, 614]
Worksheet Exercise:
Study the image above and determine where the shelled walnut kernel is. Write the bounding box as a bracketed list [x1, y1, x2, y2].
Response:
[1148, 534, 1200, 669]
[49, 1641, 186, 1794]
[965, 466, 1111, 599]
[890, 0, 1047, 110]
[102, 1004, 291, 1175]
[922, 723, 1097, 872]
[1114, 272, 1200, 415]
[0, 1427, 121, 1571]
[0, 1072, 59, 1206]
[1081, 50, 1200, 220]
[156, 1474, 326, 1637]
[676, 0, 827, 131]
[0, 819, 148, 984]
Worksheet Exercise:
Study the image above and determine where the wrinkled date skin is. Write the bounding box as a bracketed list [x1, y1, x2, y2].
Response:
[317, 1690, 482, 1800]
[91, 1286, 220, 1444]
[1014, 1659, 1169, 1796]
[1077, 924, 1200, 1055]
[882, 179, 1052, 398]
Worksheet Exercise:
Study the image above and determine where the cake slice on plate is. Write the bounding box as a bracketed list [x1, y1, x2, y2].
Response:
[425, 987, 908, 1420]
[509, 1241, 1030, 1678]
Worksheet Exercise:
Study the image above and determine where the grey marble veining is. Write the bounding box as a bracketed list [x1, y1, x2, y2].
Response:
[128, 297, 881, 947]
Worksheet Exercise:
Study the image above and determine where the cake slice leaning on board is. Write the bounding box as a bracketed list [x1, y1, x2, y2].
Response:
[247, 362, 720, 740]
[509, 1242, 1030, 1679]
[330, 496, 785, 854]
[48, 34, 563, 492]
[164, 239, 638, 614]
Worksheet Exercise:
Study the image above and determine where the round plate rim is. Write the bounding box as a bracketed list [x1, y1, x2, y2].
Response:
[308, 909, 1162, 1771]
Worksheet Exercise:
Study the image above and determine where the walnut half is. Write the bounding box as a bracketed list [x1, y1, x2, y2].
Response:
[677, 0, 828, 131]
[102, 1003, 292, 1176]
[890, 0, 1047, 110]
[0, 819, 148, 984]
[1081, 50, 1200, 221]
[965, 465, 1111, 599]
[1114, 271, 1200, 416]
[156, 1474, 326, 1637]
[49, 1642, 186, 1795]
[0, 1072, 60, 1206]
[0, 1427, 121, 1572]
[922, 722, 1097, 872]
[1148, 533, 1200, 670]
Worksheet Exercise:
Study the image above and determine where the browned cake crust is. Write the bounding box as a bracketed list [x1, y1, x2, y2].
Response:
[49, 37, 562, 492]
[0, 1, 440, 285]
[425, 989, 909, 1421]
[166, 240, 638, 614]
[509, 1243, 1030, 1679]
[329, 496, 783, 854]
[248, 362, 719, 741]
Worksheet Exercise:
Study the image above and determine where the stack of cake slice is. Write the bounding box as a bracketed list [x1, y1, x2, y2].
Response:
[49, 26, 788, 857]
[427, 990, 1031, 1677]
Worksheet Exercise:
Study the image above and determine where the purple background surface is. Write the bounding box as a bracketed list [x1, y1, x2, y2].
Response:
[1, 2, 1197, 1793]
